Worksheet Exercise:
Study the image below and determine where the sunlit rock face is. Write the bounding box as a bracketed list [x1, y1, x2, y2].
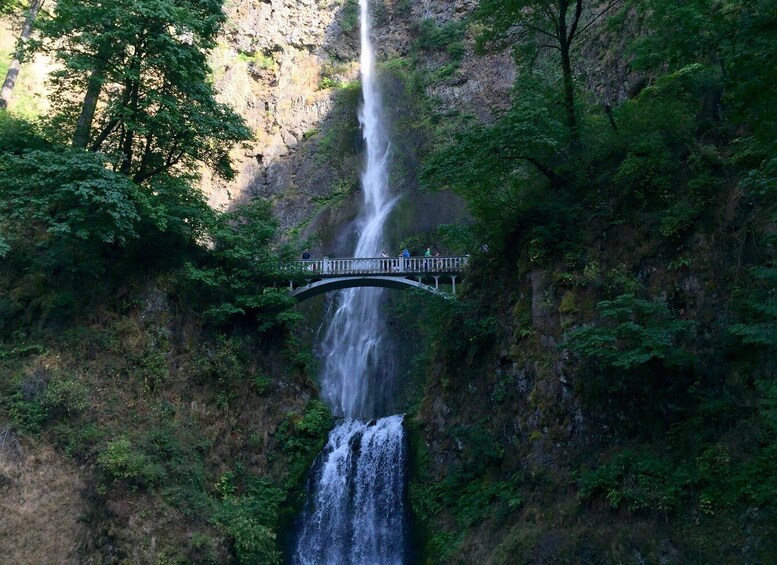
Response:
[206, 0, 514, 241]
[204, 0, 359, 214]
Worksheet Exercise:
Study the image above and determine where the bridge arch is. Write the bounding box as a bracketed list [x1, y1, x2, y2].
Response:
[286, 256, 467, 303]
[290, 276, 453, 302]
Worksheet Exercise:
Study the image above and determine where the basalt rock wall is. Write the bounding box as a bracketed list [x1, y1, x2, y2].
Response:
[208, 0, 518, 253]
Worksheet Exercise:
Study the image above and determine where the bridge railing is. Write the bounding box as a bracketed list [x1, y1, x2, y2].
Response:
[293, 256, 467, 276]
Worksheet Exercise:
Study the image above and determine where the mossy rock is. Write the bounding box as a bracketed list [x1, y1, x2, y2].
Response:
[513, 300, 530, 320]
[559, 291, 577, 315]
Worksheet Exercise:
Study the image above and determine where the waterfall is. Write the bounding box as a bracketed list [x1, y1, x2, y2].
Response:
[293, 0, 408, 563]
[318, 0, 398, 420]
[293, 416, 407, 565]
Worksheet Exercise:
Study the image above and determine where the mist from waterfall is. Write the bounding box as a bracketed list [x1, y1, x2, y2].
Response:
[292, 0, 408, 563]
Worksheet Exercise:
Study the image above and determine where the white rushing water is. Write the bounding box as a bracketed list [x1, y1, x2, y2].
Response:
[293, 0, 407, 563]
[318, 0, 399, 419]
[293, 416, 407, 565]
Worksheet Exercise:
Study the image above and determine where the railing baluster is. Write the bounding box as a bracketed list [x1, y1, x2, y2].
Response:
[293, 256, 466, 278]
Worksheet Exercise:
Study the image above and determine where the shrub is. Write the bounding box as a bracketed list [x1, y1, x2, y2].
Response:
[98, 436, 167, 488]
[340, 0, 359, 33]
[213, 475, 286, 564]
[8, 368, 50, 434]
[320, 76, 341, 89]
[659, 200, 698, 239]
[416, 19, 467, 54]
[42, 378, 89, 416]
[578, 450, 694, 513]
[275, 400, 333, 489]
[562, 293, 694, 371]
[730, 265, 777, 347]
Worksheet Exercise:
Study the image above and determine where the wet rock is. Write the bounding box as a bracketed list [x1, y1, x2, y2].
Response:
[207, 0, 511, 244]
[432, 396, 450, 430]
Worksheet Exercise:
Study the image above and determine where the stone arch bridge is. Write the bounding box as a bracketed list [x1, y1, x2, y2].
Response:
[288, 256, 467, 302]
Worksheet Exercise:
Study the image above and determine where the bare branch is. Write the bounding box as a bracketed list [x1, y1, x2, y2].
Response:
[0, 426, 23, 463]
[521, 22, 559, 41]
[524, 157, 565, 186]
[567, 0, 584, 44]
[574, 0, 623, 41]
[540, 2, 561, 38]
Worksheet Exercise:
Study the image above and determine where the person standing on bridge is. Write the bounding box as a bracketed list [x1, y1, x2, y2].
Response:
[423, 247, 431, 271]
[301, 249, 312, 271]
[381, 250, 389, 272]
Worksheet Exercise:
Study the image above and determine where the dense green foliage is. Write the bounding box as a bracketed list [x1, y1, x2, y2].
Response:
[0, 115, 292, 336]
[407, 0, 777, 561]
[563, 294, 693, 371]
[181, 199, 300, 331]
[1, 3, 309, 559]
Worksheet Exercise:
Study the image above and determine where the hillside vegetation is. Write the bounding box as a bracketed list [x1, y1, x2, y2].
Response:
[392, 0, 777, 562]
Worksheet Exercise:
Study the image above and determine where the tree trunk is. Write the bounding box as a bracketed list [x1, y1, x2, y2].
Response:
[118, 42, 144, 174]
[560, 45, 578, 143]
[0, 0, 45, 110]
[604, 102, 618, 132]
[558, 0, 581, 148]
[73, 54, 108, 148]
[119, 79, 139, 174]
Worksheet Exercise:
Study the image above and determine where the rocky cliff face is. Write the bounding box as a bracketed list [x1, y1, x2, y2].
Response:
[204, 0, 357, 214]
[208, 0, 516, 250]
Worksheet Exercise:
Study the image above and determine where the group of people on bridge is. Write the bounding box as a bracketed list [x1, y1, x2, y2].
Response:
[299, 247, 459, 275]
[378, 247, 440, 272]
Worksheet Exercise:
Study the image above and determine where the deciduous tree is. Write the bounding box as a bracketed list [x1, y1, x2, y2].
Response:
[34, 0, 250, 183]
[476, 0, 621, 147]
[0, 0, 45, 110]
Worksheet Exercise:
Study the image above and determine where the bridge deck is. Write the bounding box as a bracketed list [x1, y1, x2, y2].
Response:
[294, 256, 466, 277]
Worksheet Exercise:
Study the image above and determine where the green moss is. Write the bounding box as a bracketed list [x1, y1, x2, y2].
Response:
[316, 82, 361, 164]
[236, 50, 275, 70]
[559, 291, 577, 315]
[339, 0, 359, 33]
[512, 300, 529, 320]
